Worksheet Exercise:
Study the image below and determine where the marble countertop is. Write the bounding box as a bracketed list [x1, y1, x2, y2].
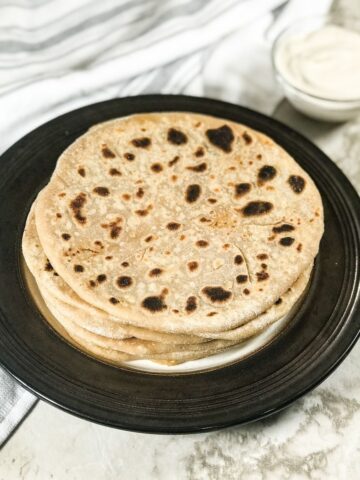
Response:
[0, 102, 359, 480]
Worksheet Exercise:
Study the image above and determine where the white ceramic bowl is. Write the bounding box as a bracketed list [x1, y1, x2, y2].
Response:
[272, 15, 360, 122]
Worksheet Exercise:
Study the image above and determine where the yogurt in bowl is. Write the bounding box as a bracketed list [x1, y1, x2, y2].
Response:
[272, 16, 360, 121]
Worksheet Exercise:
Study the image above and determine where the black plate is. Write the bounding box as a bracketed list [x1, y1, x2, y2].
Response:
[0, 95, 359, 434]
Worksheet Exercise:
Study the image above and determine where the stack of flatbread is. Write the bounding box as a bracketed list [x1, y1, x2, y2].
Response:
[22, 113, 323, 365]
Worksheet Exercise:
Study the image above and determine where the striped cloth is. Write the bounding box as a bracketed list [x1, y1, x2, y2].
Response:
[0, 0, 332, 447]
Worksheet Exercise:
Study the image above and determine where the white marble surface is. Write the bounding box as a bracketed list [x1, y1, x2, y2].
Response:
[0, 102, 359, 480]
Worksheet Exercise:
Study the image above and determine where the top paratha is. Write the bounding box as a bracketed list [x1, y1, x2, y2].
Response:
[35, 113, 323, 334]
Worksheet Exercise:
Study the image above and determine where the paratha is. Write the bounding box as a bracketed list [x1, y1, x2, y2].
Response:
[42, 268, 309, 350]
[45, 296, 238, 365]
[23, 205, 208, 345]
[24, 204, 312, 343]
[34, 113, 323, 334]
[42, 291, 237, 355]
[67, 331, 238, 365]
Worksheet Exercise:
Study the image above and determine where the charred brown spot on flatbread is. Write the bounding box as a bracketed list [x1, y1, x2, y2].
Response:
[242, 132, 253, 144]
[94, 241, 103, 247]
[74, 264, 84, 273]
[93, 186, 110, 197]
[208, 198, 217, 204]
[145, 235, 153, 243]
[243, 288, 250, 295]
[279, 237, 295, 246]
[121, 261, 129, 267]
[167, 222, 180, 231]
[136, 209, 149, 217]
[234, 255, 243, 265]
[77, 167, 86, 177]
[297, 243, 303, 252]
[258, 165, 277, 184]
[45, 260, 53, 272]
[235, 183, 251, 198]
[168, 156, 180, 167]
[102, 146, 116, 158]
[186, 162, 207, 173]
[257, 253, 268, 260]
[275, 298, 283, 305]
[149, 268, 163, 277]
[89, 280, 96, 287]
[136, 187, 144, 198]
[236, 274, 248, 284]
[61, 233, 71, 241]
[186, 184, 201, 203]
[185, 296, 197, 313]
[124, 152, 135, 161]
[101, 218, 122, 239]
[109, 168, 121, 176]
[132, 137, 151, 148]
[56, 213, 62, 218]
[109, 297, 119, 304]
[110, 226, 122, 239]
[97, 274, 107, 283]
[288, 175, 305, 193]
[195, 147, 204, 157]
[207, 312, 218, 317]
[206, 125, 234, 153]
[196, 240, 209, 248]
[116, 276, 133, 288]
[167, 128, 188, 145]
[273, 224, 295, 234]
[142, 296, 167, 312]
[70, 193, 87, 225]
[242, 201, 273, 216]
[202, 286, 232, 303]
[256, 271, 269, 281]
[151, 163, 163, 173]
[187, 261, 198, 272]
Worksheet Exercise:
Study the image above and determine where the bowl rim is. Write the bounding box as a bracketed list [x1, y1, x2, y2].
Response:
[271, 13, 360, 104]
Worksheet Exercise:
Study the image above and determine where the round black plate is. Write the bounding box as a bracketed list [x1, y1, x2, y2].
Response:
[0, 95, 359, 434]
